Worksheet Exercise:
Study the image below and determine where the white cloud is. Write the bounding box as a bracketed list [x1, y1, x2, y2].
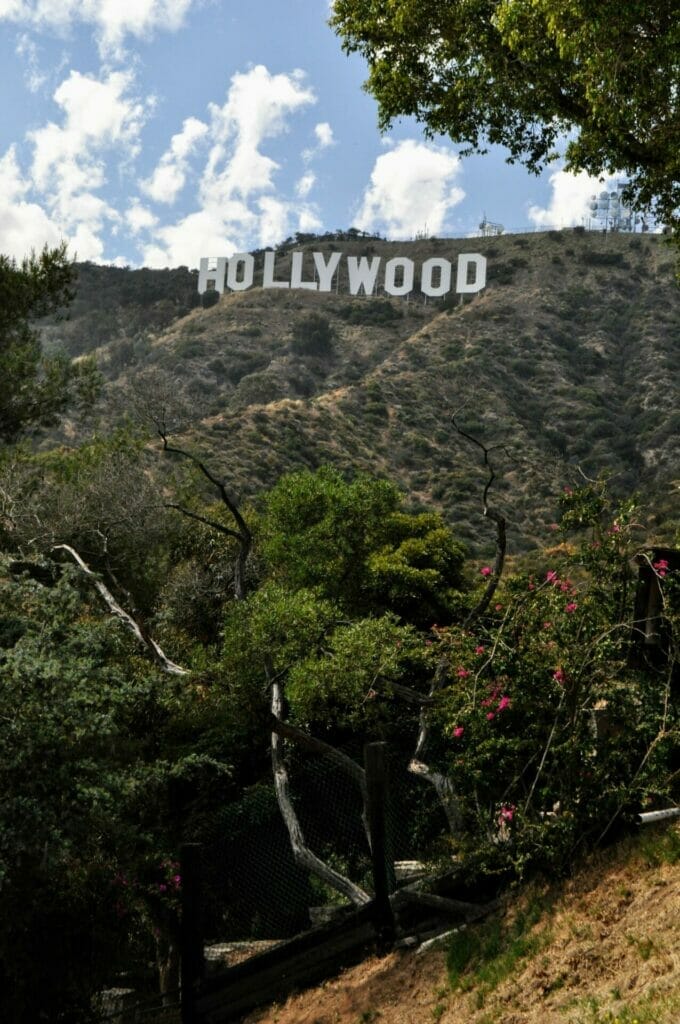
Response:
[355, 140, 465, 238]
[30, 69, 147, 188]
[296, 172, 316, 198]
[257, 197, 290, 248]
[302, 120, 335, 162]
[15, 32, 46, 92]
[141, 116, 208, 204]
[0, 66, 150, 261]
[298, 209, 322, 233]
[205, 65, 315, 201]
[314, 122, 334, 149]
[140, 65, 318, 267]
[528, 168, 619, 228]
[0, 0, 196, 57]
[0, 146, 63, 259]
[126, 201, 158, 234]
[140, 208, 246, 268]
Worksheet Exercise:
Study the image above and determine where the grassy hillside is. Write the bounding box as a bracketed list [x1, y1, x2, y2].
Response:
[243, 823, 680, 1024]
[44, 229, 680, 553]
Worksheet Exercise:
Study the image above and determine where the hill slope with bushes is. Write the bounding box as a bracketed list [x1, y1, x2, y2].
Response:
[46, 229, 680, 553]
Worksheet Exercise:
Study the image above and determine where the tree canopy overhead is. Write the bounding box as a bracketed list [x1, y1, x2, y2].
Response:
[331, 0, 680, 233]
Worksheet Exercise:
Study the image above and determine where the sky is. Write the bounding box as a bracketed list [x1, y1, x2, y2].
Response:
[0, 0, 624, 269]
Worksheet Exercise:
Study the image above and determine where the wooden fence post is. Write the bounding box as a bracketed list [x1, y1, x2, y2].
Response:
[364, 742, 396, 953]
[180, 843, 204, 1024]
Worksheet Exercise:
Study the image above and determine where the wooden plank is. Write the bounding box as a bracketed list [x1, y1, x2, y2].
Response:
[364, 741, 396, 952]
[197, 906, 375, 1023]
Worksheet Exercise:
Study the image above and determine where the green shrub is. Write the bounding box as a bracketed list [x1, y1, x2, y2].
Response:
[291, 313, 335, 356]
[336, 299, 402, 326]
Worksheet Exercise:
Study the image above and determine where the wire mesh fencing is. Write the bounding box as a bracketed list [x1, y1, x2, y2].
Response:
[196, 740, 453, 951]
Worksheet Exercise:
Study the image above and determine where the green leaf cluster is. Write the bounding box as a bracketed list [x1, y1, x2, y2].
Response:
[332, 1, 680, 234]
[0, 245, 101, 443]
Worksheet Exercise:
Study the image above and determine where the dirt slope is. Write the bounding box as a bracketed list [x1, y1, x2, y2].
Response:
[244, 825, 680, 1024]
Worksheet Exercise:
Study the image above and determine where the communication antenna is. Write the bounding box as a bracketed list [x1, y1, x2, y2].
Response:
[479, 213, 504, 237]
[587, 182, 636, 232]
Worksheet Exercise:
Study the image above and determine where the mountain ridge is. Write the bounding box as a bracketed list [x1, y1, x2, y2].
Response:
[42, 229, 680, 553]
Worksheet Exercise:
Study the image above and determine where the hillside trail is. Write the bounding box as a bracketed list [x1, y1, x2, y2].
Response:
[243, 825, 679, 1024]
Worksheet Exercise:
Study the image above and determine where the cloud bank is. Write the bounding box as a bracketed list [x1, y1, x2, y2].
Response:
[355, 140, 465, 239]
[0, 0, 196, 56]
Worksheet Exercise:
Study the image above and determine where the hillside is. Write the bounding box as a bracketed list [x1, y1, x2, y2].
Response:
[45, 229, 680, 553]
[243, 823, 680, 1024]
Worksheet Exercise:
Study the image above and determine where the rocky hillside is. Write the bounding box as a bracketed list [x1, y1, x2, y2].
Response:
[44, 230, 680, 553]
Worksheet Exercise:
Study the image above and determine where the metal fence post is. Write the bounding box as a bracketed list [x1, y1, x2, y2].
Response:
[364, 742, 396, 953]
[180, 843, 204, 1024]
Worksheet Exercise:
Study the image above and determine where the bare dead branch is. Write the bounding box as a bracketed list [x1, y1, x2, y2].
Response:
[164, 504, 243, 542]
[391, 888, 500, 923]
[53, 544, 189, 676]
[269, 667, 371, 907]
[269, 714, 367, 803]
[385, 681, 439, 707]
[158, 433, 252, 600]
[407, 658, 463, 835]
[408, 758, 463, 836]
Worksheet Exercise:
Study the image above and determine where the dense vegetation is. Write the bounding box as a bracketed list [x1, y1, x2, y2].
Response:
[1, 243, 678, 1020]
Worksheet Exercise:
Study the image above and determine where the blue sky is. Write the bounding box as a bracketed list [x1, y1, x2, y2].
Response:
[0, 0, 620, 268]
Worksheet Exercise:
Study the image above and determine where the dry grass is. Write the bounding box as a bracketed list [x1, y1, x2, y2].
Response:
[244, 824, 680, 1024]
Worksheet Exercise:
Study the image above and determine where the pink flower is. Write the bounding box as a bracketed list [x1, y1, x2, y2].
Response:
[173, 875, 181, 886]
[549, 523, 559, 531]
[452, 726, 464, 739]
[553, 668, 566, 684]
[565, 602, 578, 613]
[495, 603, 503, 611]
[653, 559, 669, 578]
[480, 566, 492, 577]
[159, 884, 167, 892]
[499, 804, 515, 823]
[457, 667, 470, 679]
[543, 621, 552, 630]
[475, 645, 485, 655]
[612, 523, 621, 533]
[546, 570, 559, 584]
[486, 711, 495, 721]
[497, 695, 511, 712]
[482, 687, 498, 707]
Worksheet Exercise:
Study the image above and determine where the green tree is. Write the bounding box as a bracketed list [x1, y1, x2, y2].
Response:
[331, 0, 680, 233]
[0, 559, 229, 1020]
[259, 467, 466, 624]
[0, 243, 99, 443]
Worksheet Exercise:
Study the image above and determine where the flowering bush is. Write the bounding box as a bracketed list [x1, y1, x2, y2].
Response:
[430, 481, 679, 875]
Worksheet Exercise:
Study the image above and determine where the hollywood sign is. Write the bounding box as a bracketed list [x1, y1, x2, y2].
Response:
[198, 251, 487, 298]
